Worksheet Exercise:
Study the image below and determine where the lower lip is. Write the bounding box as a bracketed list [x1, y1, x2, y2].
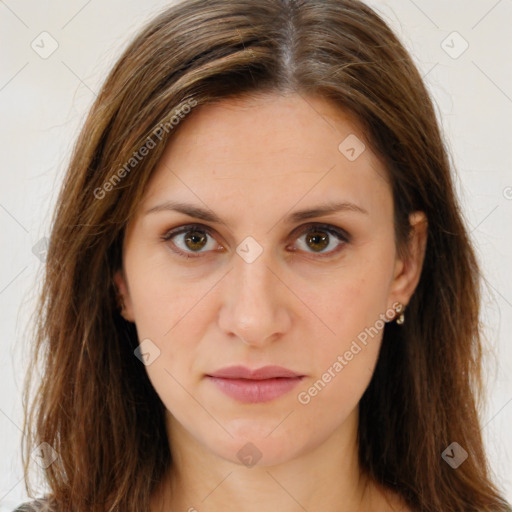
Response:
[206, 376, 304, 403]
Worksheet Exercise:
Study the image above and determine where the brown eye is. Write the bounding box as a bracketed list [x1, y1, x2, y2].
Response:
[183, 230, 208, 251]
[305, 230, 329, 252]
[162, 225, 219, 258]
[292, 224, 349, 257]
[161, 222, 349, 260]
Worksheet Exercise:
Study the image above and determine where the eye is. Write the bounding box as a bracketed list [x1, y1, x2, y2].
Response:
[290, 223, 349, 258]
[161, 224, 220, 259]
[161, 222, 349, 259]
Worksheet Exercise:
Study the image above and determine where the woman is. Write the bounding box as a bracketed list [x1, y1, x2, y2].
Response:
[17, 0, 511, 511]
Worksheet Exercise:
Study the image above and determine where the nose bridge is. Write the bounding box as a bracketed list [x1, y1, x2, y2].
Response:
[218, 240, 290, 344]
[233, 243, 278, 316]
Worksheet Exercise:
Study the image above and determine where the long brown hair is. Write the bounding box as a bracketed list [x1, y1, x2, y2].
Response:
[21, 0, 511, 511]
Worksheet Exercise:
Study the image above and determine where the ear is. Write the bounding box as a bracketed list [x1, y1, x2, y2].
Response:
[114, 269, 135, 322]
[388, 211, 428, 308]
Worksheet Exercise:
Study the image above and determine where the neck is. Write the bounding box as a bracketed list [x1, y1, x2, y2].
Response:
[151, 408, 397, 512]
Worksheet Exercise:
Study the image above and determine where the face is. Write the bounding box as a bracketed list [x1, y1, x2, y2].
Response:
[115, 92, 426, 467]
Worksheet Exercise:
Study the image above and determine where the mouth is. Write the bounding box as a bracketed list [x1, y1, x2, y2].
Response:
[205, 365, 305, 403]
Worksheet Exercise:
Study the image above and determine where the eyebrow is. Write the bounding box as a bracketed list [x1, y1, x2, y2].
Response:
[144, 200, 368, 226]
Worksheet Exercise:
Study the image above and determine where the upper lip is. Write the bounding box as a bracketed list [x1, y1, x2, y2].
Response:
[207, 365, 303, 380]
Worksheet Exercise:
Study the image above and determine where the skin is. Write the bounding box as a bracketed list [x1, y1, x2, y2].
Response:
[115, 92, 427, 512]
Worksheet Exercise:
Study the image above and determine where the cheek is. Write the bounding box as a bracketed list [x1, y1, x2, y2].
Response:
[301, 249, 394, 347]
[124, 244, 213, 338]
[123, 251, 212, 400]
[293, 246, 394, 400]
[294, 339, 381, 441]
[301, 281, 386, 393]
[295, 276, 387, 421]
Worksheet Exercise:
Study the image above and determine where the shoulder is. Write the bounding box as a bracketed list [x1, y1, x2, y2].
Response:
[12, 499, 49, 511]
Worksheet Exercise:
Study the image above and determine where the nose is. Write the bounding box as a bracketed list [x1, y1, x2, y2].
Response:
[217, 248, 292, 348]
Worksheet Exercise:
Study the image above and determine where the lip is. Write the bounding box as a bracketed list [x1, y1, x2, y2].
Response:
[208, 365, 303, 379]
[206, 365, 305, 403]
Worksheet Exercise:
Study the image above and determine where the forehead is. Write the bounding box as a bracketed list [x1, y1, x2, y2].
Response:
[139, 92, 391, 224]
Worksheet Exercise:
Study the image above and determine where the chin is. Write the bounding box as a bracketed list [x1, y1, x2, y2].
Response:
[211, 433, 306, 468]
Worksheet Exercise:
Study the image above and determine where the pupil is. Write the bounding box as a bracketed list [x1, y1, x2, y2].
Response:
[307, 231, 328, 252]
[185, 231, 206, 250]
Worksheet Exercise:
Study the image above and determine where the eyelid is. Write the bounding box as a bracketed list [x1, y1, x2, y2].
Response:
[291, 222, 351, 243]
[161, 223, 221, 259]
[289, 222, 350, 258]
[161, 222, 350, 259]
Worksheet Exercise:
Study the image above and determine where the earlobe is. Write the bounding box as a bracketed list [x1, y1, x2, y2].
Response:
[389, 211, 428, 308]
[114, 269, 135, 322]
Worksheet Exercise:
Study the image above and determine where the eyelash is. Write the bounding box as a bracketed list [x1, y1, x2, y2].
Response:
[161, 223, 350, 260]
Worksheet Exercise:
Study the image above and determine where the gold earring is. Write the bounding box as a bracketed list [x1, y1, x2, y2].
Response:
[395, 303, 405, 325]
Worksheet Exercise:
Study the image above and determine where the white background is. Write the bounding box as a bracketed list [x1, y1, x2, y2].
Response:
[1, 0, 511, 509]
